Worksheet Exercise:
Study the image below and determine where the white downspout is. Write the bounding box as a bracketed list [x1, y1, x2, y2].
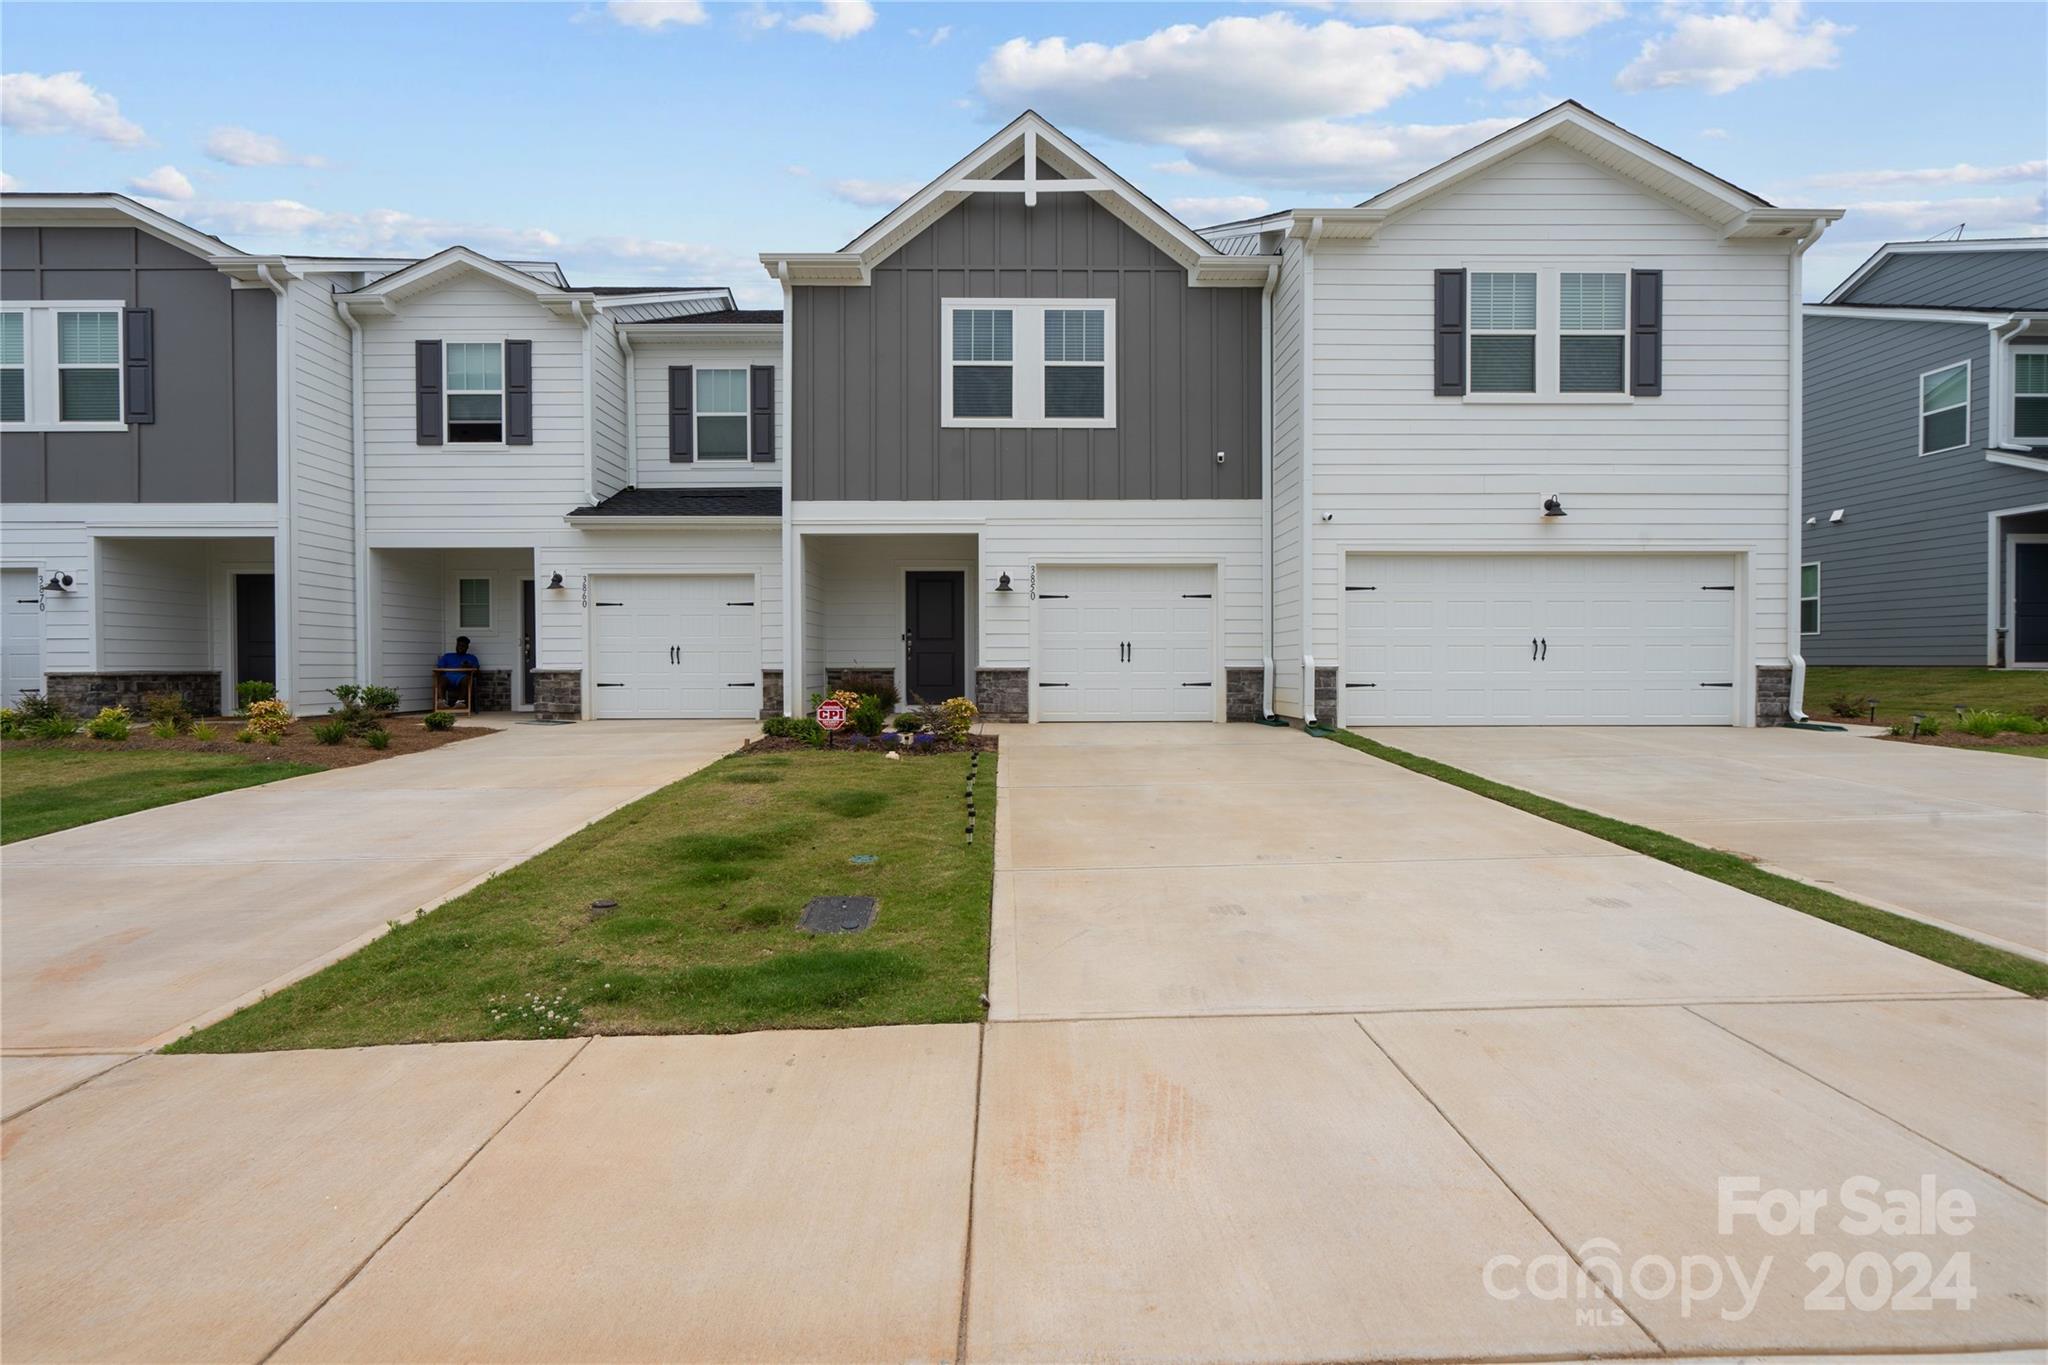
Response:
[1299, 216, 1323, 723]
[1785, 217, 1828, 723]
[616, 325, 637, 479]
[1259, 259, 1278, 719]
[334, 296, 369, 683]
[256, 263, 294, 709]
[779, 261, 797, 715]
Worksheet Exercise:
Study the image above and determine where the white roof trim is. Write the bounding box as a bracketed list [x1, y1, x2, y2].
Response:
[591, 288, 734, 313]
[617, 322, 782, 343]
[761, 111, 1242, 287]
[1823, 238, 2048, 305]
[1804, 305, 2018, 325]
[0, 192, 246, 263]
[342, 246, 592, 311]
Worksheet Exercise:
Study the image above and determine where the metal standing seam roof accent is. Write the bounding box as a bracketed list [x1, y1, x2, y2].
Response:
[625, 308, 784, 326]
[568, 486, 784, 518]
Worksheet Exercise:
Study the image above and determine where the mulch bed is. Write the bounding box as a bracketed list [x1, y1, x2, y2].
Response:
[743, 731, 999, 756]
[7, 715, 493, 769]
[1874, 731, 2048, 756]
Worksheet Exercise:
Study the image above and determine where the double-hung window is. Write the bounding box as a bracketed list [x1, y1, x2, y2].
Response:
[696, 368, 750, 459]
[943, 299, 1114, 428]
[2013, 349, 2048, 445]
[1800, 563, 1820, 636]
[57, 311, 121, 422]
[1469, 273, 1537, 394]
[1558, 272, 1626, 393]
[0, 313, 23, 424]
[458, 577, 491, 630]
[0, 303, 128, 430]
[446, 342, 504, 444]
[1918, 360, 1969, 456]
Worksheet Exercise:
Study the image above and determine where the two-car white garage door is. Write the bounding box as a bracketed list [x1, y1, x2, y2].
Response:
[1341, 553, 1739, 726]
[590, 574, 759, 719]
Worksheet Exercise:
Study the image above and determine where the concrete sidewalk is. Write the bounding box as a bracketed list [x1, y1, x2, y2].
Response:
[1365, 725, 2048, 960]
[0, 719, 751, 1062]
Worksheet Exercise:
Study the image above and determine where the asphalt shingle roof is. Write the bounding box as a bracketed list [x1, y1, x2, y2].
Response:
[568, 486, 783, 518]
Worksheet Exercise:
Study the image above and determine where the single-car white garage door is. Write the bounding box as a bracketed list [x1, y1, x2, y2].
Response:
[590, 574, 759, 719]
[2, 568, 43, 706]
[1342, 553, 1738, 726]
[1035, 565, 1216, 721]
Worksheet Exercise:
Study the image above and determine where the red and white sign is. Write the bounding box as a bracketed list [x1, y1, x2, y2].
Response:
[815, 699, 847, 731]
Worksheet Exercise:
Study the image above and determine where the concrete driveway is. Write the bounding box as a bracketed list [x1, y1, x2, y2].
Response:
[1366, 725, 2048, 960]
[0, 718, 751, 1072]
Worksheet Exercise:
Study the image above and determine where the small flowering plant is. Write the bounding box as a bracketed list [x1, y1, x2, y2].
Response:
[244, 697, 292, 740]
[486, 990, 582, 1039]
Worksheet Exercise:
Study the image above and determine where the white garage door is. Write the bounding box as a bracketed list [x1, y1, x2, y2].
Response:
[1036, 565, 1216, 721]
[590, 574, 759, 719]
[2, 568, 44, 706]
[1342, 553, 1738, 726]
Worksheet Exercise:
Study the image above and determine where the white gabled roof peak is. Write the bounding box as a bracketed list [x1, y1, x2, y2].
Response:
[340, 245, 590, 312]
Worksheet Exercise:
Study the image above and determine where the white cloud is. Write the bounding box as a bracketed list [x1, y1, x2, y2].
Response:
[128, 164, 194, 201]
[765, 1, 875, 40]
[911, 23, 951, 46]
[1178, 115, 1521, 190]
[1616, 2, 1847, 95]
[827, 177, 921, 207]
[1, 71, 147, 145]
[0, 171, 18, 192]
[1485, 43, 1546, 88]
[1795, 161, 2047, 193]
[605, 1, 707, 30]
[1152, 159, 1200, 176]
[1344, 2, 1624, 42]
[205, 125, 325, 169]
[1830, 194, 2045, 238]
[1169, 194, 1271, 224]
[1699, 127, 1730, 140]
[785, 164, 812, 177]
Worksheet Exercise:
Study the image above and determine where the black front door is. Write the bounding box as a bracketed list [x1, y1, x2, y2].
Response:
[2016, 543, 2048, 665]
[904, 571, 965, 704]
[521, 579, 537, 705]
[235, 574, 277, 689]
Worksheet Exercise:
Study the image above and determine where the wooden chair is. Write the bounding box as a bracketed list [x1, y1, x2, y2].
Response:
[432, 667, 478, 714]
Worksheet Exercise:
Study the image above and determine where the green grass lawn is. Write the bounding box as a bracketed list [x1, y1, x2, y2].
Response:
[168, 746, 996, 1052]
[1804, 666, 2048, 728]
[1319, 729, 2048, 998]
[1, 746, 322, 844]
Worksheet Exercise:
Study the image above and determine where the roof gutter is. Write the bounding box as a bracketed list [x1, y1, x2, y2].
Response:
[1785, 216, 1831, 724]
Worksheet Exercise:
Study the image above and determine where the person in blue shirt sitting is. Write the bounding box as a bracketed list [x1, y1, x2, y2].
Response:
[435, 636, 481, 708]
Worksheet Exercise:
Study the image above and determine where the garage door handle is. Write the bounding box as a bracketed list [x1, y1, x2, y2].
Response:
[1699, 682, 1734, 688]
[1345, 682, 1376, 688]
[1037, 682, 1070, 688]
[1038, 594, 1069, 600]
[1701, 585, 1735, 591]
[595, 601, 624, 607]
[726, 601, 754, 607]
[1181, 681, 1211, 687]
[1181, 593, 1211, 599]
[1540, 638, 1547, 661]
[1532, 637, 1539, 660]
[726, 682, 754, 688]
[595, 682, 625, 688]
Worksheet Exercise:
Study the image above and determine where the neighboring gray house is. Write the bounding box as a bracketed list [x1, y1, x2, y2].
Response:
[1802, 239, 2048, 667]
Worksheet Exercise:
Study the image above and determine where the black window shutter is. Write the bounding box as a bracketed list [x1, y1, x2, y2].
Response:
[668, 365, 693, 462]
[504, 339, 533, 445]
[1434, 269, 1466, 396]
[122, 308, 155, 424]
[1630, 270, 1663, 397]
[749, 364, 775, 463]
[416, 339, 443, 446]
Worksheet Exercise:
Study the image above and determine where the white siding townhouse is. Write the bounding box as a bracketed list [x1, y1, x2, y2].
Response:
[1, 102, 1843, 729]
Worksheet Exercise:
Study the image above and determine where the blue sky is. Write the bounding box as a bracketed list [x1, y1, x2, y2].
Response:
[2, 1, 2041, 303]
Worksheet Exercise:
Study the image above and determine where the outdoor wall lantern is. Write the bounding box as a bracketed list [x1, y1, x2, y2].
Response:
[42, 573, 72, 592]
[1542, 495, 1567, 518]
[547, 572, 565, 589]
[994, 572, 1013, 592]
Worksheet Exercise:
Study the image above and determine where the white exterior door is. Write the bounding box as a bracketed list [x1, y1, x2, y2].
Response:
[1342, 553, 1738, 726]
[1036, 565, 1216, 721]
[2, 569, 43, 706]
[590, 574, 759, 719]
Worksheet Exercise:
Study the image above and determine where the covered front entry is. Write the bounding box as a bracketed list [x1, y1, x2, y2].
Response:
[1341, 552, 1739, 726]
[590, 573, 760, 719]
[1035, 565, 1217, 721]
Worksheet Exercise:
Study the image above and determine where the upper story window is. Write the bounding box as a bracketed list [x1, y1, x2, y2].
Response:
[696, 368, 750, 459]
[942, 299, 1115, 429]
[1, 303, 130, 432]
[446, 342, 504, 444]
[1558, 272, 1626, 394]
[2013, 349, 2048, 445]
[1918, 360, 1969, 456]
[1469, 272, 1536, 394]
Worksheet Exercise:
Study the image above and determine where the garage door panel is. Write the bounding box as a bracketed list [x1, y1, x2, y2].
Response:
[1343, 553, 1735, 727]
[592, 574, 758, 720]
[1035, 565, 1217, 721]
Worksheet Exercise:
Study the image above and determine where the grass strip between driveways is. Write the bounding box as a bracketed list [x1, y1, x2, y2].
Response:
[1318, 729, 2048, 998]
[1, 746, 323, 844]
[166, 746, 995, 1052]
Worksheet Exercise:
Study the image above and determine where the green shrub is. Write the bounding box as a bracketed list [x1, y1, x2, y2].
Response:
[235, 679, 277, 713]
[1824, 693, 1863, 719]
[190, 721, 218, 742]
[143, 693, 195, 735]
[25, 715, 80, 739]
[890, 711, 925, 734]
[1888, 722, 1909, 737]
[85, 706, 132, 741]
[868, 679, 901, 710]
[0, 707, 19, 740]
[422, 710, 456, 732]
[235, 727, 257, 744]
[792, 717, 829, 748]
[365, 728, 392, 750]
[329, 683, 399, 738]
[916, 696, 979, 742]
[849, 694, 887, 737]
[244, 698, 292, 740]
[12, 692, 70, 727]
[1919, 718, 1942, 737]
[312, 718, 350, 745]
[761, 715, 795, 738]
[1959, 709, 2045, 738]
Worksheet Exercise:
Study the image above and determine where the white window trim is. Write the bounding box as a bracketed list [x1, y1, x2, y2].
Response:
[941, 297, 1116, 430]
[445, 338, 507, 449]
[1917, 358, 1971, 457]
[695, 366, 752, 462]
[0, 301, 128, 433]
[1800, 561, 1820, 636]
[2003, 340, 2048, 450]
[456, 576, 494, 633]
[1463, 265, 1634, 405]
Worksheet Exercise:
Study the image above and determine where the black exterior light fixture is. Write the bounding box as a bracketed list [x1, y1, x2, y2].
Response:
[1866, 698, 1879, 724]
[547, 571, 565, 590]
[1542, 495, 1567, 518]
[995, 572, 1013, 592]
[42, 572, 72, 592]
[1909, 712, 1926, 738]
